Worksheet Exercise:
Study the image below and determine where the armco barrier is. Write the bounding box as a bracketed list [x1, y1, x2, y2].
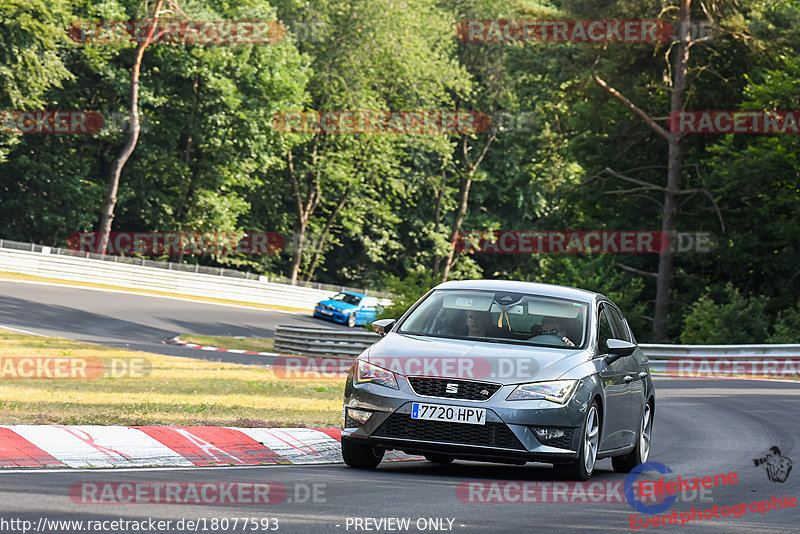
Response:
[274, 326, 380, 357]
[642, 343, 800, 373]
[0, 242, 350, 310]
[272, 327, 800, 372]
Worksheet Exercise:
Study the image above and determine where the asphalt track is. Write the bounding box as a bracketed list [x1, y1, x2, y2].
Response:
[0, 379, 796, 533]
[1, 279, 798, 532]
[0, 279, 349, 364]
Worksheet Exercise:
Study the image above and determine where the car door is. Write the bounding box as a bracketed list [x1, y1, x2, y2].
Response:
[596, 303, 634, 451]
[606, 303, 643, 448]
[357, 297, 379, 323]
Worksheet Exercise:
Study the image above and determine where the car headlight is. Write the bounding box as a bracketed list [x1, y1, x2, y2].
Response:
[506, 380, 577, 403]
[354, 360, 398, 389]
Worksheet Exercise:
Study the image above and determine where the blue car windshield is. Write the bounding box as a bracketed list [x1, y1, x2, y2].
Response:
[398, 289, 588, 349]
[331, 293, 361, 305]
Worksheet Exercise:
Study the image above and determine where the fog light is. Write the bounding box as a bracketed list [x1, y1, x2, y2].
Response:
[347, 408, 372, 425]
[532, 427, 566, 441]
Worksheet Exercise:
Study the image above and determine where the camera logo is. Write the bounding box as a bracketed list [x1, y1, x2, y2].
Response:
[753, 446, 792, 483]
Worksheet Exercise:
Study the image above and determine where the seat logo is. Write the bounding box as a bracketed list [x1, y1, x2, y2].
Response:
[446, 383, 459, 394]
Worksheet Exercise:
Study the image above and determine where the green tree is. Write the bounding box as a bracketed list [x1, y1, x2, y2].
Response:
[680, 285, 770, 344]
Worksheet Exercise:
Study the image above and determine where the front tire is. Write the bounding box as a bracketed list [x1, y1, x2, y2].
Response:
[346, 313, 356, 327]
[554, 401, 600, 481]
[612, 401, 653, 473]
[342, 438, 384, 468]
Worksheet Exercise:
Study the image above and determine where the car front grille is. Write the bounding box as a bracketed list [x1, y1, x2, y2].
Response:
[373, 413, 525, 450]
[407, 377, 501, 401]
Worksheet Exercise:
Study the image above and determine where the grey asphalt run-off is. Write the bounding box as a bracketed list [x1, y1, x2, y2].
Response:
[0, 279, 351, 365]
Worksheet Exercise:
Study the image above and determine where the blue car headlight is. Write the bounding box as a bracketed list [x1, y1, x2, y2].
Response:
[506, 380, 577, 403]
[354, 360, 398, 389]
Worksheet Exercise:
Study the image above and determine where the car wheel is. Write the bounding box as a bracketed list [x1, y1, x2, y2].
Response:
[341, 438, 384, 468]
[424, 454, 454, 464]
[346, 313, 356, 327]
[554, 401, 600, 481]
[612, 401, 653, 473]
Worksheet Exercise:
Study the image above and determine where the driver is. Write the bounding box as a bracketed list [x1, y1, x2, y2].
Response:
[465, 310, 493, 337]
[539, 317, 576, 347]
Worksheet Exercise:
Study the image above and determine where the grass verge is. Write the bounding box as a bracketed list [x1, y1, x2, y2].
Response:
[0, 330, 342, 427]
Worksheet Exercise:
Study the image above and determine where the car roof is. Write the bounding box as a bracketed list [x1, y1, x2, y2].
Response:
[339, 291, 367, 298]
[432, 279, 603, 303]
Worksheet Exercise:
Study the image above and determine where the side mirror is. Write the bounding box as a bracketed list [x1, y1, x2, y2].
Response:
[372, 318, 396, 337]
[603, 339, 637, 365]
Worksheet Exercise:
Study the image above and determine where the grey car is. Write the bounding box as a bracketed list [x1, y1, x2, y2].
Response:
[340, 280, 655, 480]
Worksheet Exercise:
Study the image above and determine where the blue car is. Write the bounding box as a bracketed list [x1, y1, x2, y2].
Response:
[314, 292, 382, 327]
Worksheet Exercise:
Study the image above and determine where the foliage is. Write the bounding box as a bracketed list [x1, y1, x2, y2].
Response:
[680, 285, 771, 344]
[768, 302, 800, 344]
[374, 269, 439, 321]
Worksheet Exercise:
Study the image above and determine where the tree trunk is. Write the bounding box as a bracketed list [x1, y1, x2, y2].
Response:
[432, 168, 446, 278]
[441, 132, 496, 281]
[97, 0, 165, 254]
[591, 0, 691, 341]
[287, 147, 320, 284]
[305, 185, 352, 281]
[441, 172, 472, 281]
[653, 0, 691, 341]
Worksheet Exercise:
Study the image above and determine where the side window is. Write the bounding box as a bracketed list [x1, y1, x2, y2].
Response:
[597, 305, 613, 354]
[606, 305, 632, 342]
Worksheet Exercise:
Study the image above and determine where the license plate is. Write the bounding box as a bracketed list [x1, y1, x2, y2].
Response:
[411, 402, 486, 425]
[321, 310, 332, 316]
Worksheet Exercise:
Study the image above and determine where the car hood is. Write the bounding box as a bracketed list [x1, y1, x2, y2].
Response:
[318, 299, 356, 311]
[362, 332, 590, 385]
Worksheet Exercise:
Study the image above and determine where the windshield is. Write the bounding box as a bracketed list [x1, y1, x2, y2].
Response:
[398, 289, 588, 349]
[331, 293, 361, 305]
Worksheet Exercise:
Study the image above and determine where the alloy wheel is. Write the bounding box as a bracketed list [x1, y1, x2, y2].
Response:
[639, 403, 652, 462]
[583, 405, 599, 474]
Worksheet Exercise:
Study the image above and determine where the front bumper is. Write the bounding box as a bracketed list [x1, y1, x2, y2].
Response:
[342, 376, 593, 464]
[314, 307, 348, 323]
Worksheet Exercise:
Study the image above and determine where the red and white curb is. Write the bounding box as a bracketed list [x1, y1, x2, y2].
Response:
[0, 426, 416, 468]
[163, 336, 282, 357]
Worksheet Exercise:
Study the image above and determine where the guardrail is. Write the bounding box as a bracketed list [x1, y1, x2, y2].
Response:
[0, 243, 343, 310]
[272, 328, 800, 375]
[274, 326, 380, 357]
[642, 343, 800, 373]
[0, 238, 388, 296]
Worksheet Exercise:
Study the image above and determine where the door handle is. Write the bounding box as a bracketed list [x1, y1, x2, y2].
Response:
[623, 375, 634, 383]
[638, 372, 648, 378]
